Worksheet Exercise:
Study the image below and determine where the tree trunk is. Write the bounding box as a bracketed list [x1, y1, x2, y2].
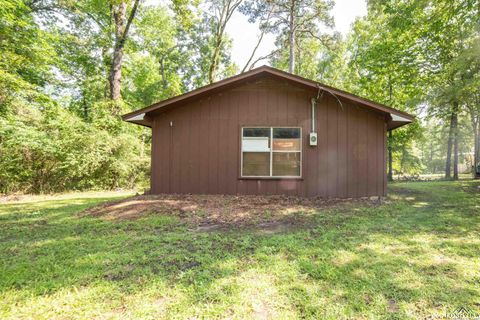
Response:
[241, 29, 266, 73]
[452, 101, 459, 180]
[108, 0, 140, 102]
[110, 45, 124, 101]
[288, 4, 295, 73]
[469, 105, 480, 178]
[208, 35, 222, 83]
[159, 56, 167, 89]
[102, 46, 110, 99]
[207, 0, 241, 83]
[430, 141, 435, 173]
[208, 15, 224, 84]
[109, 2, 126, 101]
[387, 79, 393, 181]
[445, 109, 455, 179]
[387, 130, 393, 181]
[453, 125, 459, 180]
[475, 123, 480, 178]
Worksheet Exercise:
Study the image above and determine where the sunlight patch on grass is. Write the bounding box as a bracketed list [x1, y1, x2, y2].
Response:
[393, 267, 425, 291]
[351, 268, 369, 280]
[2, 283, 124, 319]
[235, 270, 294, 319]
[357, 238, 411, 256]
[413, 201, 429, 208]
[331, 250, 358, 266]
[28, 236, 80, 248]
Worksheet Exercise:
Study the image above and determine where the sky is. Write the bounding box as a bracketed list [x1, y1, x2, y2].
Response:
[226, 0, 367, 68]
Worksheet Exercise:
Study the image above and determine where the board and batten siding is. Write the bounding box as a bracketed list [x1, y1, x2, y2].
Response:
[150, 78, 387, 198]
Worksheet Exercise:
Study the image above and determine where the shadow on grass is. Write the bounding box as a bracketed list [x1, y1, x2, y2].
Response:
[1, 181, 479, 318]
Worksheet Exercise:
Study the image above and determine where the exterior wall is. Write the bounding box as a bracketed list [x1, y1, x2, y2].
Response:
[150, 78, 387, 198]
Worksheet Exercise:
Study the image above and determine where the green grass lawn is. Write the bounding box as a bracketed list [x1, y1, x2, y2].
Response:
[1, 182, 479, 319]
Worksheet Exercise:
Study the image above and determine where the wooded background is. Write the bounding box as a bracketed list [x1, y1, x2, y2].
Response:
[1, 0, 479, 194]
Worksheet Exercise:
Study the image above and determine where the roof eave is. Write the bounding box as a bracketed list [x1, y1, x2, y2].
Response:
[122, 113, 152, 127]
[388, 121, 412, 131]
[387, 113, 415, 131]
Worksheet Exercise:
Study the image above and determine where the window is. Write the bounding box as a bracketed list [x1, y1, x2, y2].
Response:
[241, 127, 301, 177]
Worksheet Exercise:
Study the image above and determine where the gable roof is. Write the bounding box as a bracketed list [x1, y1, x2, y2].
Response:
[122, 65, 414, 130]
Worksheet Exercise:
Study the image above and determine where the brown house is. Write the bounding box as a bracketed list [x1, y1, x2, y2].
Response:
[123, 66, 413, 198]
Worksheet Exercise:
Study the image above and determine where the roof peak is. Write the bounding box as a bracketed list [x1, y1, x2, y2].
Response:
[122, 65, 414, 130]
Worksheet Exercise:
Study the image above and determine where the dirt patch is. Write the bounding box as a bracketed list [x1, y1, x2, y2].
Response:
[388, 299, 400, 313]
[0, 194, 27, 203]
[80, 194, 375, 228]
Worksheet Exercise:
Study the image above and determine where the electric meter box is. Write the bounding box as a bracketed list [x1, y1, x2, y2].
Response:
[309, 132, 317, 146]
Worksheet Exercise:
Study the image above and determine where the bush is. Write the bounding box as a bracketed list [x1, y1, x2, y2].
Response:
[0, 103, 150, 194]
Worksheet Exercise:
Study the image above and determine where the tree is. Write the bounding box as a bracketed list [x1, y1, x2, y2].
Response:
[241, 0, 334, 73]
[412, 0, 479, 179]
[206, 0, 243, 83]
[462, 52, 480, 177]
[469, 99, 480, 177]
[125, 5, 186, 105]
[350, 0, 479, 180]
[240, 10, 273, 72]
[345, 7, 423, 179]
[0, 0, 55, 115]
[0, 0, 150, 194]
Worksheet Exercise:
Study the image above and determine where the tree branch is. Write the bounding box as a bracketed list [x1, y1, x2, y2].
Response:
[117, 0, 140, 50]
[241, 30, 266, 73]
[247, 49, 281, 70]
[241, 9, 273, 73]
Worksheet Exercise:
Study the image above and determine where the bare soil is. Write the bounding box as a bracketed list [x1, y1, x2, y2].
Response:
[80, 194, 375, 229]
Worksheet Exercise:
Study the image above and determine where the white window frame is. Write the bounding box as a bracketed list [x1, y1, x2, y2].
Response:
[240, 127, 302, 178]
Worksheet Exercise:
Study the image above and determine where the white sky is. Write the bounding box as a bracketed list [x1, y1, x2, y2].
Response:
[145, 0, 368, 68]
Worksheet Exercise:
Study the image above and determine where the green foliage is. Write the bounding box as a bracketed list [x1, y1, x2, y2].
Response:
[0, 0, 152, 194]
[343, 0, 479, 176]
[0, 0, 55, 114]
[342, 10, 424, 176]
[0, 103, 149, 194]
[123, 5, 190, 103]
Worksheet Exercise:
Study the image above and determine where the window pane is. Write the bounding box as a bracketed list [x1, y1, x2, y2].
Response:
[243, 128, 271, 152]
[243, 152, 270, 176]
[242, 137, 270, 152]
[243, 128, 270, 137]
[273, 128, 300, 139]
[272, 138, 301, 151]
[272, 128, 301, 151]
[272, 152, 301, 176]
